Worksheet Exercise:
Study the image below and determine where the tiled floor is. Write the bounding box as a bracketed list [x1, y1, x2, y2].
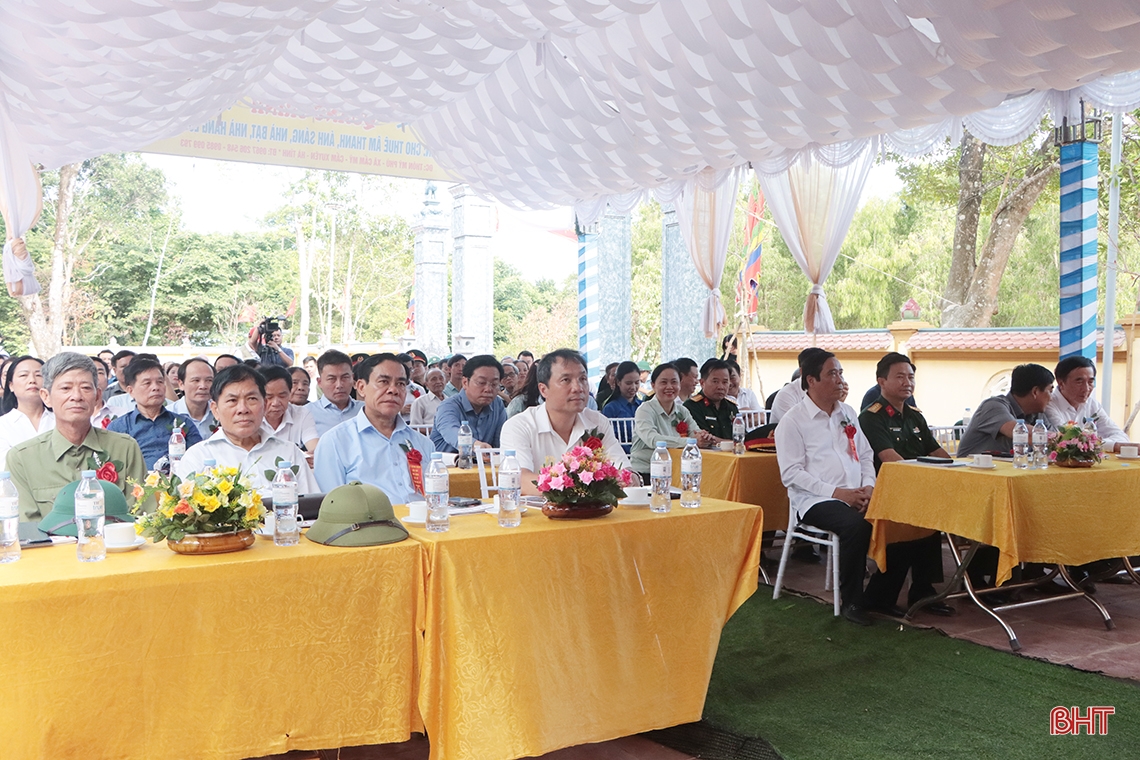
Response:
[772, 544, 1140, 681]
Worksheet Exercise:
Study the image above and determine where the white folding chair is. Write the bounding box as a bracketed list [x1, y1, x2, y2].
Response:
[411, 423, 433, 437]
[772, 507, 841, 616]
[930, 425, 967, 456]
[609, 417, 635, 447]
[742, 409, 768, 429]
[474, 447, 504, 500]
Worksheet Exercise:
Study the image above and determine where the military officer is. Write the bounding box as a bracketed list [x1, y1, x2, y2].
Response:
[857, 352, 954, 618]
[683, 358, 739, 441]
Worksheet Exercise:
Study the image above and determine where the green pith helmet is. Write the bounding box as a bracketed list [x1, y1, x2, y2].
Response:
[40, 478, 133, 537]
[305, 481, 408, 547]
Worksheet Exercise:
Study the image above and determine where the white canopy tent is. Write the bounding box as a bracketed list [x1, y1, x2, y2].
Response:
[2, 0, 1140, 336]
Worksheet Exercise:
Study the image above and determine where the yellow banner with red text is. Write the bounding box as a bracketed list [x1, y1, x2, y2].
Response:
[143, 102, 452, 180]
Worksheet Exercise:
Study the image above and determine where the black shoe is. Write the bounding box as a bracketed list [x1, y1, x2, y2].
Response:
[841, 603, 873, 626]
[920, 601, 956, 617]
[866, 604, 907, 619]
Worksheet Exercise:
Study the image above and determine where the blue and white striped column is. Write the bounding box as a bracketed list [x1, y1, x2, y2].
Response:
[1059, 141, 1099, 360]
[577, 221, 600, 385]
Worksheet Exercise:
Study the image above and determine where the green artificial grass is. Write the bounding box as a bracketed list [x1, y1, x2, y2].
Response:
[702, 593, 1140, 760]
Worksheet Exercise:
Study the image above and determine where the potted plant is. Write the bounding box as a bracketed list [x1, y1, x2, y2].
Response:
[130, 465, 266, 554]
[1047, 423, 1104, 468]
[535, 430, 634, 519]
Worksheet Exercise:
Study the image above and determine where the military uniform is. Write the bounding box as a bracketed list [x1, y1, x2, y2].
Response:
[858, 395, 941, 473]
[683, 393, 738, 439]
[857, 394, 947, 614]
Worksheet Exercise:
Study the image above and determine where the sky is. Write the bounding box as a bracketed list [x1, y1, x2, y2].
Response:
[140, 153, 902, 283]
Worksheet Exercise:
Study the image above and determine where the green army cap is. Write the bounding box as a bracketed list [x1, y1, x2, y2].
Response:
[305, 481, 409, 547]
[40, 478, 133, 537]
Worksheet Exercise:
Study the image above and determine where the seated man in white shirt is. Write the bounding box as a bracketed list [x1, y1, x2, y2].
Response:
[1044, 355, 1134, 451]
[771, 347, 829, 424]
[500, 349, 629, 495]
[260, 366, 320, 457]
[775, 350, 877, 626]
[410, 367, 447, 427]
[175, 364, 317, 496]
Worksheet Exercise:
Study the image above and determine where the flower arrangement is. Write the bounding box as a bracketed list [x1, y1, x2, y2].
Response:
[535, 431, 633, 507]
[1047, 423, 1104, 467]
[130, 465, 266, 542]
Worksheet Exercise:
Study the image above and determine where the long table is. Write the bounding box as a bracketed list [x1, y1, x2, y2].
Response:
[0, 536, 423, 759]
[668, 449, 788, 531]
[403, 498, 764, 760]
[867, 459, 1140, 648]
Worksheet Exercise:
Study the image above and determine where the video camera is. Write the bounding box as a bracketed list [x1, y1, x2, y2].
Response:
[255, 316, 290, 361]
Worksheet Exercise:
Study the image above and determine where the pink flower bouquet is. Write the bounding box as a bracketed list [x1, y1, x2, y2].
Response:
[1047, 423, 1104, 466]
[535, 437, 634, 507]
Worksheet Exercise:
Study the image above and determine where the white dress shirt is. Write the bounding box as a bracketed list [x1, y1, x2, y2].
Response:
[410, 392, 445, 426]
[175, 429, 318, 496]
[0, 408, 54, 471]
[771, 382, 805, 424]
[500, 405, 630, 473]
[168, 397, 217, 440]
[775, 396, 876, 520]
[1044, 389, 1128, 443]
[260, 403, 319, 449]
[735, 387, 762, 411]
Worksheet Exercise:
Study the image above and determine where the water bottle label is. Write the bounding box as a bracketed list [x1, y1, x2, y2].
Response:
[272, 483, 297, 504]
[650, 461, 670, 478]
[75, 496, 103, 518]
[681, 460, 701, 475]
[499, 472, 520, 490]
[0, 497, 17, 519]
[425, 475, 448, 494]
[458, 434, 473, 446]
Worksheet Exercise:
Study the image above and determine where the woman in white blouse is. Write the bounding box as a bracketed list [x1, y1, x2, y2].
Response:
[630, 363, 704, 478]
[0, 356, 54, 469]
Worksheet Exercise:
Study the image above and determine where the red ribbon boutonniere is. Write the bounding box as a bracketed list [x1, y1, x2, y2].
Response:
[96, 461, 119, 484]
[676, 420, 689, 436]
[579, 427, 605, 451]
[101, 416, 111, 428]
[401, 443, 425, 496]
[841, 420, 858, 461]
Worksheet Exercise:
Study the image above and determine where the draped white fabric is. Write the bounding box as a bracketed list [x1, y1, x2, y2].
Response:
[3, 0, 1140, 216]
[756, 147, 876, 334]
[0, 98, 42, 297]
[673, 166, 742, 339]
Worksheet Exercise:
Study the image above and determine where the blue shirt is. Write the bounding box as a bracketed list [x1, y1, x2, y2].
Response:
[602, 396, 641, 419]
[308, 396, 364, 437]
[107, 405, 203, 469]
[313, 413, 435, 504]
[430, 391, 507, 453]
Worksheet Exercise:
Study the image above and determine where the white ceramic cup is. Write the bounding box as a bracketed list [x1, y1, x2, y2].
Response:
[440, 453, 458, 467]
[104, 522, 137, 546]
[972, 453, 993, 468]
[719, 440, 734, 452]
[407, 500, 428, 522]
[1121, 445, 1139, 459]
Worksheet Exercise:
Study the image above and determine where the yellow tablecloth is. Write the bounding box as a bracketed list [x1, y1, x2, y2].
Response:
[402, 498, 764, 760]
[0, 535, 423, 759]
[448, 466, 485, 499]
[669, 449, 788, 531]
[867, 459, 1140, 585]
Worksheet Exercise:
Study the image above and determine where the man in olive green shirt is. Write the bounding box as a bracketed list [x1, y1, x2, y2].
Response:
[10, 353, 145, 522]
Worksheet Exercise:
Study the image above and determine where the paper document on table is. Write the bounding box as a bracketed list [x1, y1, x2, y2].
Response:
[449, 503, 491, 515]
[901, 459, 967, 468]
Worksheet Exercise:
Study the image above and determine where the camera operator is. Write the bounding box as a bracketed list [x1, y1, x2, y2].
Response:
[246, 317, 294, 368]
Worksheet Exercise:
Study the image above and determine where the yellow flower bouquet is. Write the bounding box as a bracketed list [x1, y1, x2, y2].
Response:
[130, 466, 266, 542]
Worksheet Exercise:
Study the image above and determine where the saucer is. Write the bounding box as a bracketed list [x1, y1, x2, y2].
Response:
[106, 536, 145, 553]
[483, 505, 528, 515]
[966, 463, 996, 470]
[403, 515, 426, 525]
[1117, 453, 1140, 460]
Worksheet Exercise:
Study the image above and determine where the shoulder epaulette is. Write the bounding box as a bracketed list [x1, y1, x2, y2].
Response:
[867, 402, 882, 414]
[907, 403, 923, 413]
[690, 393, 705, 403]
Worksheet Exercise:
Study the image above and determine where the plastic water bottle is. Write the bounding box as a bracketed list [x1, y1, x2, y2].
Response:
[497, 449, 521, 528]
[732, 414, 746, 455]
[425, 453, 450, 532]
[963, 407, 973, 427]
[457, 421, 474, 469]
[1032, 419, 1049, 469]
[1012, 420, 1030, 469]
[271, 461, 299, 546]
[168, 425, 186, 466]
[75, 470, 106, 562]
[0, 472, 19, 563]
[650, 441, 671, 513]
[680, 438, 702, 509]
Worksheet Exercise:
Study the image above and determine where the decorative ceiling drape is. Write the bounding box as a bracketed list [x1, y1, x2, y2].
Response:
[755, 145, 875, 334]
[0, 99, 41, 297]
[674, 166, 743, 339]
